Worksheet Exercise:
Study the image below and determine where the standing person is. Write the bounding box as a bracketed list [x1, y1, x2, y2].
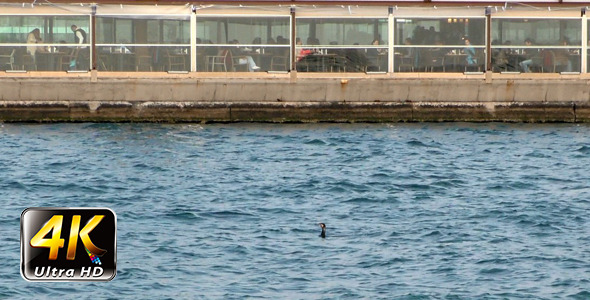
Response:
[69, 24, 87, 69]
[26, 28, 45, 58]
[71, 24, 87, 45]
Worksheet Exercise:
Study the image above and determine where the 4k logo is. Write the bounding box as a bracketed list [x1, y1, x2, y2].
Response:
[21, 208, 116, 281]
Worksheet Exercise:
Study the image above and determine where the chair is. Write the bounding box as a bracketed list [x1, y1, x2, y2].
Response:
[97, 54, 110, 71]
[398, 55, 414, 72]
[21, 54, 37, 71]
[270, 56, 288, 71]
[165, 49, 186, 71]
[58, 49, 77, 71]
[465, 50, 484, 72]
[529, 55, 543, 73]
[208, 49, 232, 72]
[136, 55, 153, 71]
[0, 49, 15, 70]
[77, 49, 90, 70]
[232, 55, 249, 72]
[330, 56, 347, 72]
[541, 50, 556, 73]
[296, 56, 311, 72]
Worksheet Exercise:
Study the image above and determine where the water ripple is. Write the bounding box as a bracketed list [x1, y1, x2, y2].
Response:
[1, 123, 589, 299]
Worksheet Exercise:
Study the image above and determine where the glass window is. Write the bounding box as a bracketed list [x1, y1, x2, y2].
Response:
[0, 15, 89, 44]
[96, 16, 190, 72]
[394, 17, 486, 72]
[587, 19, 590, 72]
[197, 16, 290, 72]
[491, 18, 581, 73]
[295, 18, 388, 72]
[97, 16, 189, 44]
[492, 18, 581, 46]
[395, 17, 485, 46]
[296, 18, 387, 46]
[197, 17, 289, 45]
[0, 15, 90, 71]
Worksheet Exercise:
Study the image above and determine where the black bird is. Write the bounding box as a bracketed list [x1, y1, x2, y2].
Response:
[319, 223, 326, 238]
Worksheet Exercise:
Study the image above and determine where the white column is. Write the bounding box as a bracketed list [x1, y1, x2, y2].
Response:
[388, 7, 394, 73]
[582, 10, 587, 73]
[190, 7, 197, 72]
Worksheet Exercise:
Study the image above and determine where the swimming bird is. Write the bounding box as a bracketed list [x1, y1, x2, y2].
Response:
[319, 223, 326, 238]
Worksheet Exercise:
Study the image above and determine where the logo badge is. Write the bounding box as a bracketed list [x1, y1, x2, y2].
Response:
[21, 207, 117, 281]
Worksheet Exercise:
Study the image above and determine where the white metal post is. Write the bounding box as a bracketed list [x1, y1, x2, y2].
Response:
[388, 7, 394, 74]
[190, 6, 197, 72]
[582, 9, 587, 73]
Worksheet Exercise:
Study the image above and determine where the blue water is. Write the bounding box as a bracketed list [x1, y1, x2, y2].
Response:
[1, 123, 589, 299]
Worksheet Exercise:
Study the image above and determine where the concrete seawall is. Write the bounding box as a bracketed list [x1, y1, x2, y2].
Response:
[2, 72, 590, 122]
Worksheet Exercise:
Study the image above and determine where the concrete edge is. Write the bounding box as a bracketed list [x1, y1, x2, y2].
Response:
[0, 100, 581, 123]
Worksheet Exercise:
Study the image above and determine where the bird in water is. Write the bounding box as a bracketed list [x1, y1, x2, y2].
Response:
[319, 223, 326, 238]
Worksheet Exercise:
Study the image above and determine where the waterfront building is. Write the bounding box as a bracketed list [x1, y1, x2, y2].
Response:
[0, 1, 589, 74]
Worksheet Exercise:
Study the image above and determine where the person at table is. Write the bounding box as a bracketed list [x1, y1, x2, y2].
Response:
[519, 38, 538, 73]
[56, 40, 68, 53]
[492, 40, 513, 71]
[296, 38, 313, 61]
[400, 38, 414, 57]
[367, 39, 385, 57]
[463, 37, 476, 65]
[553, 39, 573, 72]
[346, 43, 370, 72]
[367, 39, 385, 71]
[26, 28, 46, 59]
[307, 37, 322, 54]
[398, 38, 419, 69]
[429, 39, 447, 71]
[265, 37, 276, 55]
[229, 40, 260, 71]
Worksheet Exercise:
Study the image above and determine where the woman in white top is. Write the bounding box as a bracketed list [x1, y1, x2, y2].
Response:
[26, 28, 44, 57]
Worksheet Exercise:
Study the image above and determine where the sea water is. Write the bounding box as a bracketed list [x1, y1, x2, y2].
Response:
[0, 123, 589, 299]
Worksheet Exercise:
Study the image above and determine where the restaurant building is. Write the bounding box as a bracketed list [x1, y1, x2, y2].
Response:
[1, 0, 589, 74]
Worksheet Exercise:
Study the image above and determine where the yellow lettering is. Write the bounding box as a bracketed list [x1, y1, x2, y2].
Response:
[79, 215, 107, 256]
[66, 215, 81, 260]
[29, 215, 65, 260]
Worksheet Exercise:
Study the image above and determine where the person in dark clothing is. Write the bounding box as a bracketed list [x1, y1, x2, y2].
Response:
[71, 25, 87, 45]
[69, 25, 88, 70]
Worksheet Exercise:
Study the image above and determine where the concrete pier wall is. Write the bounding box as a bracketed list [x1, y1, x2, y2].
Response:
[1, 73, 590, 122]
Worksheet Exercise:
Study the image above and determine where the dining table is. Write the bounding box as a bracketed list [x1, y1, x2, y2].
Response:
[444, 53, 468, 72]
[297, 53, 338, 72]
[109, 51, 136, 71]
[35, 51, 67, 71]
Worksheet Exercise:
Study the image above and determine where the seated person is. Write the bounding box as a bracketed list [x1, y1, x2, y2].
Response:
[296, 38, 313, 61]
[229, 40, 260, 71]
[463, 37, 476, 65]
[345, 44, 370, 72]
[519, 38, 539, 73]
[367, 39, 386, 70]
[552, 39, 573, 72]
